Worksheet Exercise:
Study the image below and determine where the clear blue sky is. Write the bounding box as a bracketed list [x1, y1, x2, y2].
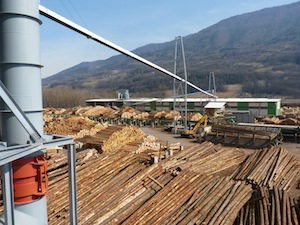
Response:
[39, 0, 298, 78]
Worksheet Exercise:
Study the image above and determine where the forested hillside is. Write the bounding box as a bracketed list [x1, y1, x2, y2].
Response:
[43, 1, 300, 98]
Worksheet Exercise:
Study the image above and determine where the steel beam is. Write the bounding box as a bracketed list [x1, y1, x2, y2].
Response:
[1, 163, 15, 225]
[68, 143, 78, 225]
[38, 5, 218, 99]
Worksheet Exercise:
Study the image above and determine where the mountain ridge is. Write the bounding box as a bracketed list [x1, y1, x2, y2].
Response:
[43, 1, 300, 97]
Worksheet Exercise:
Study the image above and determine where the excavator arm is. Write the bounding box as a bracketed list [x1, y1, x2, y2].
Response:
[181, 115, 208, 137]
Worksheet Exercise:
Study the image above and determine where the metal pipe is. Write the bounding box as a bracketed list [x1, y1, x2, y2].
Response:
[180, 36, 188, 129]
[173, 37, 178, 125]
[0, 0, 48, 224]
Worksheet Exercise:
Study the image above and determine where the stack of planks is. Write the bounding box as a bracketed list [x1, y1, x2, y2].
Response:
[231, 146, 300, 190]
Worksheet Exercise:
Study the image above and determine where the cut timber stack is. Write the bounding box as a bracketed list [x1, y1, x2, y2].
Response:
[44, 116, 146, 153]
[231, 146, 300, 190]
[101, 126, 145, 153]
[76, 125, 145, 153]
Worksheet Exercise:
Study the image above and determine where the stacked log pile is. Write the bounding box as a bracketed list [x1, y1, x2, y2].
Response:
[234, 187, 300, 225]
[1, 138, 300, 224]
[135, 135, 161, 154]
[75, 125, 144, 153]
[44, 141, 259, 225]
[161, 142, 247, 177]
[101, 126, 145, 153]
[122, 176, 252, 225]
[44, 105, 300, 126]
[44, 115, 147, 153]
[231, 146, 300, 190]
[46, 151, 151, 224]
[164, 111, 181, 120]
[3, 108, 300, 224]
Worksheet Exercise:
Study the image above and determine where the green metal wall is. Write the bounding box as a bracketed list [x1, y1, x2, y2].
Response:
[237, 102, 249, 111]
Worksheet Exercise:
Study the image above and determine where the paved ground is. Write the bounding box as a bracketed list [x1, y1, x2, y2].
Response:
[140, 126, 196, 148]
[141, 126, 300, 151]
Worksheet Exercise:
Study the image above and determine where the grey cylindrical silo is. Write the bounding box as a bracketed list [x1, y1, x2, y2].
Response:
[0, 0, 47, 224]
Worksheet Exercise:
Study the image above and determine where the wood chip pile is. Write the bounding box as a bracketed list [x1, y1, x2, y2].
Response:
[281, 107, 300, 119]
[260, 107, 300, 125]
[81, 106, 118, 118]
[44, 106, 204, 121]
[44, 115, 108, 136]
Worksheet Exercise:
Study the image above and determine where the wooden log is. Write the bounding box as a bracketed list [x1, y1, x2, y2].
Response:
[274, 186, 282, 225]
[221, 191, 253, 225]
[291, 198, 300, 225]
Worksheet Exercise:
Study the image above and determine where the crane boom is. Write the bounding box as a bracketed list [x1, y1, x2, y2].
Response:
[39, 5, 218, 98]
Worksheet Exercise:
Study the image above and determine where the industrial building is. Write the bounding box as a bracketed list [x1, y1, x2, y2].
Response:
[86, 97, 281, 117]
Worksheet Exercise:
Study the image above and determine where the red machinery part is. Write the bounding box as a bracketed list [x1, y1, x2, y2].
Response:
[12, 155, 48, 204]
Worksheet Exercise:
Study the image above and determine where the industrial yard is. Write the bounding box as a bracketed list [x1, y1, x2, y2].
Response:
[7, 105, 299, 224]
[1, 1, 300, 224]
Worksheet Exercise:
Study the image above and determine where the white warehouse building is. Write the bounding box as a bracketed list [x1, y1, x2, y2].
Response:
[86, 97, 281, 117]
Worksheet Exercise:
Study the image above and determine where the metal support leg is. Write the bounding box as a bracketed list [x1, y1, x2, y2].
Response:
[68, 143, 78, 225]
[2, 163, 15, 225]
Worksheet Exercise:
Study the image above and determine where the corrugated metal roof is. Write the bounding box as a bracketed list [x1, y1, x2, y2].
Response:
[86, 98, 281, 103]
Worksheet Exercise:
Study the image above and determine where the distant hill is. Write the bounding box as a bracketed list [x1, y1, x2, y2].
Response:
[43, 1, 300, 98]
